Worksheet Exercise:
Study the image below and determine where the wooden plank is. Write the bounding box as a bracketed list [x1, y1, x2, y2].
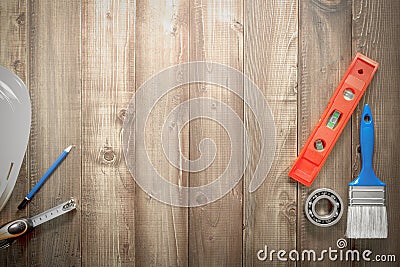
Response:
[188, 1, 243, 266]
[26, 0, 81, 266]
[297, 0, 352, 265]
[134, 0, 189, 266]
[352, 1, 400, 265]
[243, 0, 298, 266]
[81, 0, 136, 266]
[0, 0, 28, 266]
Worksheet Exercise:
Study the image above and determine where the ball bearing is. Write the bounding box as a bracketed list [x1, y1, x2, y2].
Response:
[305, 188, 343, 227]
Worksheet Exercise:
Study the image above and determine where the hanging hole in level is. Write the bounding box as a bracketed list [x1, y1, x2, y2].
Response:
[358, 69, 364, 74]
[364, 115, 371, 123]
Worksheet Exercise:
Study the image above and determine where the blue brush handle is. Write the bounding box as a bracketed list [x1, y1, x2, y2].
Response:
[349, 104, 385, 186]
[26, 150, 69, 199]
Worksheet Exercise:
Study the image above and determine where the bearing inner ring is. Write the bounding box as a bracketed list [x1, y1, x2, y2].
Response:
[305, 188, 343, 227]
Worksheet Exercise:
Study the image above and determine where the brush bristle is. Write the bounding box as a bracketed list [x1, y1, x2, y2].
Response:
[346, 206, 388, 238]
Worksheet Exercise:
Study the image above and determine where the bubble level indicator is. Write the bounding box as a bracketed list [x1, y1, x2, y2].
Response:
[326, 110, 341, 129]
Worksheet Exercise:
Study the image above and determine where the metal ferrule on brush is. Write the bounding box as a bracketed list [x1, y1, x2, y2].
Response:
[349, 186, 385, 206]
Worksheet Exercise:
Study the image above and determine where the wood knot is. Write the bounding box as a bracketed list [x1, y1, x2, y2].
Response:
[231, 20, 243, 33]
[16, 13, 25, 25]
[167, 14, 179, 36]
[279, 192, 297, 224]
[170, 25, 178, 36]
[100, 146, 117, 165]
[283, 202, 297, 224]
[106, 10, 112, 19]
[176, 70, 184, 83]
[12, 60, 24, 73]
[118, 109, 127, 121]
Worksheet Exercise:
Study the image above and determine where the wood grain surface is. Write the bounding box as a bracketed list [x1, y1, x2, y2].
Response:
[0, 0, 399, 266]
[26, 1, 82, 266]
[134, 0, 189, 266]
[352, 1, 400, 266]
[244, 0, 297, 266]
[81, 1, 135, 266]
[188, 1, 243, 266]
[298, 1, 352, 266]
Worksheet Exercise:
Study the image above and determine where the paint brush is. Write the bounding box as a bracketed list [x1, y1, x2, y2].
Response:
[17, 145, 74, 210]
[346, 104, 387, 238]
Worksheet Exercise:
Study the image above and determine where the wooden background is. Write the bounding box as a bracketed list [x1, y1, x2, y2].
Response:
[0, 0, 399, 266]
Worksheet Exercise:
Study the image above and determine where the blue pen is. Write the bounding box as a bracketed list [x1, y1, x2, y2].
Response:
[17, 145, 73, 210]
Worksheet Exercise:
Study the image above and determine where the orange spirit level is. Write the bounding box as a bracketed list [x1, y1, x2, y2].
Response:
[289, 53, 379, 186]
